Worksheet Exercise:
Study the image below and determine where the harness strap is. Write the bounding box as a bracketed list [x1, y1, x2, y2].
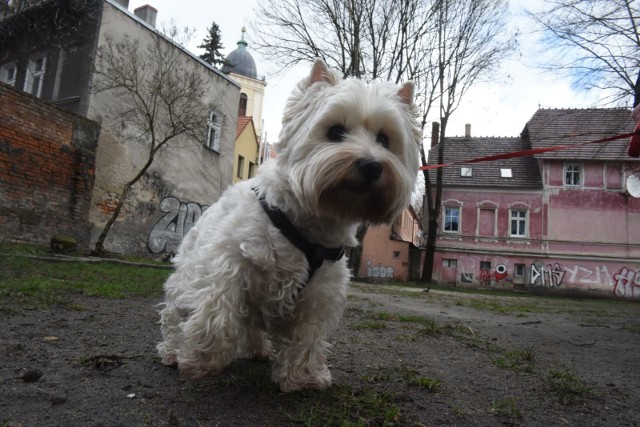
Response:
[253, 188, 346, 289]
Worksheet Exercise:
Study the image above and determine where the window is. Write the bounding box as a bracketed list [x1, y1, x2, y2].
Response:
[443, 207, 460, 233]
[0, 62, 17, 86]
[514, 263, 525, 277]
[248, 161, 256, 178]
[564, 162, 582, 187]
[500, 168, 512, 178]
[238, 93, 248, 116]
[510, 209, 528, 237]
[24, 56, 46, 97]
[442, 259, 457, 268]
[206, 111, 222, 152]
[480, 261, 491, 271]
[393, 251, 401, 259]
[461, 167, 472, 177]
[237, 155, 245, 178]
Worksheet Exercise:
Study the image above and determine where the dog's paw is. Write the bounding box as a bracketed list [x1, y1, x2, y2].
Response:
[178, 362, 221, 380]
[276, 368, 333, 393]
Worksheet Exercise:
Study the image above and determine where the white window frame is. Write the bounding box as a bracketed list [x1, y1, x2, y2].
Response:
[24, 56, 46, 97]
[509, 209, 528, 238]
[206, 110, 222, 152]
[1, 62, 17, 86]
[443, 206, 460, 233]
[564, 162, 582, 187]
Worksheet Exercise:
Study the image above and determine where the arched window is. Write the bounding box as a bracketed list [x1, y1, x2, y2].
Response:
[238, 93, 248, 116]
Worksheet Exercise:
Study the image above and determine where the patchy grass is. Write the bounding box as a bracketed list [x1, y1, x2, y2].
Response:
[286, 383, 403, 426]
[492, 348, 536, 373]
[410, 376, 441, 391]
[545, 368, 595, 405]
[350, 320, 387, 330]
[0, 253, 170, 307]
[490, 397, 522, 418]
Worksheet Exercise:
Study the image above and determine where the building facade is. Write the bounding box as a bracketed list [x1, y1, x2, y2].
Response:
[0, 0, 239, 256]
[428, 109, 640, 299]
[358, 207, 424, 282]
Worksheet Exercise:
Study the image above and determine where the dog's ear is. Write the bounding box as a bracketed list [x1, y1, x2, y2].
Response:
[397, 82, 414, 105]
[309, 59, 337, 86]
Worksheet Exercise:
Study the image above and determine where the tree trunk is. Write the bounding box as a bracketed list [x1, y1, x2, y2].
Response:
[346, 224, 369, 276]
[91, 183, 133, 256]
[634, 68, 640, 108]
[421, 213, 439, 282]
[91, 152, 156, 256]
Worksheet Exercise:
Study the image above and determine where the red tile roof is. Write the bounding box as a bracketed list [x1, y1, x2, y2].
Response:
[236, 116, 254, 139]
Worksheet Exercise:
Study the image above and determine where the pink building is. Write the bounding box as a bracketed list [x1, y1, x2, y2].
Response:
[358, 207, 424, 282]
[428, 109, 640, 299]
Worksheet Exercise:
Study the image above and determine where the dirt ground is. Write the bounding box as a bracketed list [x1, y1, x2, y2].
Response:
[1, 283, 639, 426]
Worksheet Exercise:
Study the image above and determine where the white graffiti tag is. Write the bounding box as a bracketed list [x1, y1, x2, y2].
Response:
[530, 263, 566, 287]
[613, 267, 640, 299]
[148, 197, 208, 254]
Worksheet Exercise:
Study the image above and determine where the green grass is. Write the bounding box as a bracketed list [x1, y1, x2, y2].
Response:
[0, 252, 170, 307]
[287, 383, 403, 426]
[490, 397, 522, 418]
[350, 320, 387, 330]
[410, 376, 441, 391]
[545, 368, 594, 405]
[492, 348, 536, 373]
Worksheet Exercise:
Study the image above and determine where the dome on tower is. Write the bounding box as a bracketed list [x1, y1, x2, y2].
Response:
[221, 28, 257, 80]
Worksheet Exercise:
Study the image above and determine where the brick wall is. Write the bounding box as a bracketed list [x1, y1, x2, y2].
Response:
[0, 82, 100, 247]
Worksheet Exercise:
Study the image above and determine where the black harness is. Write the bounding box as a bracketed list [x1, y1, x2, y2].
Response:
[253, 188, 346, 290]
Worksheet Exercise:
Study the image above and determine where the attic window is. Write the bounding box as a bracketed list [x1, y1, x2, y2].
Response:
[461, 166, 472, 177]
[500, 168, 512, 178]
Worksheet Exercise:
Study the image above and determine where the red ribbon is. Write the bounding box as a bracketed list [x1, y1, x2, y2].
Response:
[420, 130, 640, 171]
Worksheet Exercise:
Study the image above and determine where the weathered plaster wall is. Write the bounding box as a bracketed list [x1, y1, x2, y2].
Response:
[359, 223, 409, 281]
[435, 250, 640, 299]
[0, 82, 100, 246]
[85, 2, 239, 255]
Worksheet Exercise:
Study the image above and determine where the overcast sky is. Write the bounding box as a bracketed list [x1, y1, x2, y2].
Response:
[128, 0, 612, 144]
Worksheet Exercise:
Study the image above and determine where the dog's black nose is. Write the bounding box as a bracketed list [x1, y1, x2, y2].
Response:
[356, 158, 383, 182]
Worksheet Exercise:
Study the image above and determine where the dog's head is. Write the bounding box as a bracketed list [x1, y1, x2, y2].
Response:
[275, 59, 420, 224]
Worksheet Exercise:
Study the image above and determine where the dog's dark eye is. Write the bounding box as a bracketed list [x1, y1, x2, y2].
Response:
[376, 132, 390, 149]
[327, 125, 347, 142]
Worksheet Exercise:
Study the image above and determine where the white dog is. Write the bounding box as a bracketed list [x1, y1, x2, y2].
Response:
[157, 59, 420, 392]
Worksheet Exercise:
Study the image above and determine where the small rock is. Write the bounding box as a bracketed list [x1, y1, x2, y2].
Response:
[50, 394, 67, 405]
[21, 368, 43, 383]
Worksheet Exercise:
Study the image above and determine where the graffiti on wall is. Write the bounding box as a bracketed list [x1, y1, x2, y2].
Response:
[365, 259, 395, 279]
[530, 263, 566, 287]
[564, 265, 612, 287]
[148, 197, 208, 254]
[613, 267, 640, 299]
[477, 264, 509, 286]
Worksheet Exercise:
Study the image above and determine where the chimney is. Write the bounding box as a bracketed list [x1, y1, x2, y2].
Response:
[134, 5, 157, 27]
[113, 0, 129, 8]
[465, 123, 471, 138]
[430, 122, 440, 148]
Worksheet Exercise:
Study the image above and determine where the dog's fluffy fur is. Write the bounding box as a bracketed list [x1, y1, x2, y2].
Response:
[157, 59, 420, 392]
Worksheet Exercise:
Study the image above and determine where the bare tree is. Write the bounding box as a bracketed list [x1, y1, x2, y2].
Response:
[91, 26, 214, 256]
[252, 0, 435, 81]
[420, 0, 516, 282]
[527, 0, 640, 107]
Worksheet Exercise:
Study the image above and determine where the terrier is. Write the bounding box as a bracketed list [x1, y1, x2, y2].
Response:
[157, 59, 420, 392]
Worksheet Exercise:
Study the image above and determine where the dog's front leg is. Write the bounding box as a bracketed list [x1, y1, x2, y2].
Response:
[176, 285, 243, 379]
[270, 280, 347, 392]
